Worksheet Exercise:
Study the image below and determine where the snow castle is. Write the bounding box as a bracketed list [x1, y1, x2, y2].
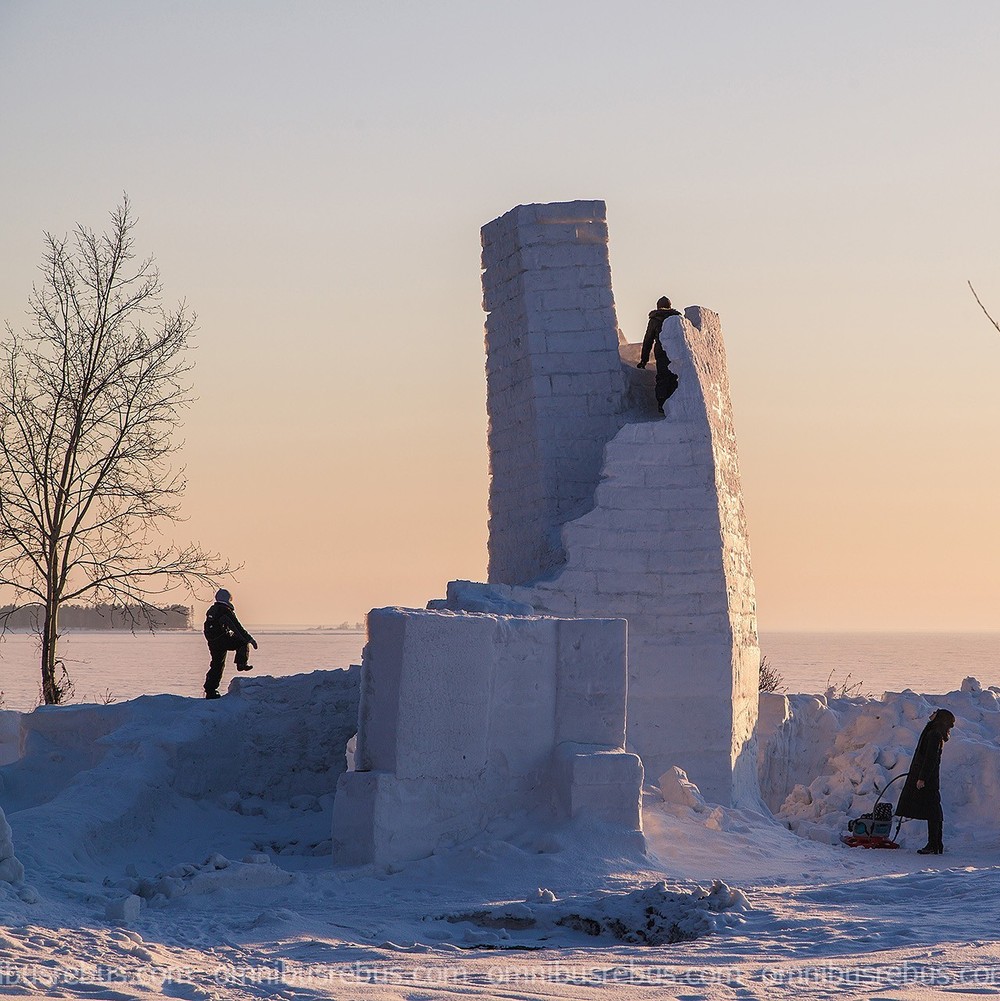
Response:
[333, 200, 761, 863]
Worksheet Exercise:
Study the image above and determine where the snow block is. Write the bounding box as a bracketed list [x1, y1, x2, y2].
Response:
[330, 770, 381, 865]
[332, 608, 639, 865]
[488, 616, 560, 773]
[555, 618, 627, 746]
[552, 744, 643, 827]
[105, 893, 141, 924]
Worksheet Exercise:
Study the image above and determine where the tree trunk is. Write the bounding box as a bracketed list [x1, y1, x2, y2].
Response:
[40, 598, 61, 705]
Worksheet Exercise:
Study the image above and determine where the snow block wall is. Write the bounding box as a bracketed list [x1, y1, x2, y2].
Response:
[332, 607, 642, 865]
[481, 201, 626, 583]
[476, 202, 760, 808]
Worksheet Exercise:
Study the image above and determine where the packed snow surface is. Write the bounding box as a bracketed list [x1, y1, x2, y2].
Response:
[1, 671, 999, 1000]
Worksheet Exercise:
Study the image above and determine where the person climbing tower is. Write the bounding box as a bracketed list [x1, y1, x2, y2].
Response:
[202, 588, 258, 699]
[636, 295, 681, 413]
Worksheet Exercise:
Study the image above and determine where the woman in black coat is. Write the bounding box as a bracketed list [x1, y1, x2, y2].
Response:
[895, 708, 956, 855]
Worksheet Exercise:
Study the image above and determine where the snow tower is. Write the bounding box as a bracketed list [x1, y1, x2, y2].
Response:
[472, 200, 761, 806]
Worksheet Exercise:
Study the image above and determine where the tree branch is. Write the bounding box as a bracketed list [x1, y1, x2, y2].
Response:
[968, 281, 1000, 334]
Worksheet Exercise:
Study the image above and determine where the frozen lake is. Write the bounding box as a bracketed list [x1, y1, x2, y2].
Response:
[1, 628, 997, 712]
[762, 631, 1000, 697]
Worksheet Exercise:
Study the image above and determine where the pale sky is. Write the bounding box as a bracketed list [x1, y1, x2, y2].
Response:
[1, 1, 998, 630]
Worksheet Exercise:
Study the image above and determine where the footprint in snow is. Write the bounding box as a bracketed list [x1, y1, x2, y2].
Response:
[160, 982, 213, 1001]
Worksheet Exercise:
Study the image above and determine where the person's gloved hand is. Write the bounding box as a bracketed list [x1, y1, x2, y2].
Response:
[636, 361, 646, 369]
[250, 638, 259, 650]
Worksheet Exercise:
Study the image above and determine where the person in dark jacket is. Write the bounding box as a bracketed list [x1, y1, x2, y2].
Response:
[895, 708, 956, 854]
[636, 295, 682, 414]
[203, 588, 258, 699]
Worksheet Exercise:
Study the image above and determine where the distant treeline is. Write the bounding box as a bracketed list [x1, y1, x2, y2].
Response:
[0, 603, 192, 631]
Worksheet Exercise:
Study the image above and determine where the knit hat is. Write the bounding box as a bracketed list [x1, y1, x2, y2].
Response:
[656, 296, 672, 310]
[215, 588, 232, 604]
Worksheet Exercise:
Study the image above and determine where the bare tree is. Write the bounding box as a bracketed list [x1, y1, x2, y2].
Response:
[758, 654, 786, 694]
[968, 281, 1000, 334]
[0, 197, 232, 704]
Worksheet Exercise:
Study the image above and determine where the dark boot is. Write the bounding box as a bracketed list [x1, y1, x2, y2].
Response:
[918, 820, 945, 854]
[928, 813, 944, 854]
[234, 641, 252, 672]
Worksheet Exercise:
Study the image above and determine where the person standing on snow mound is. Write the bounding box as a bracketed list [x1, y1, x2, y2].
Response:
[636, 296, 682, 414]
[895, 708, 955, 855]
[203, 588, 258, 700]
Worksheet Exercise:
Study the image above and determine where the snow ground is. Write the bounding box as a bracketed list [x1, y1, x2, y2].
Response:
[1, 670, 999, 1001]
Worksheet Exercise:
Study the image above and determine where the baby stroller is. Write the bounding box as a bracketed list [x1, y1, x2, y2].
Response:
[841, 773, 907, 849]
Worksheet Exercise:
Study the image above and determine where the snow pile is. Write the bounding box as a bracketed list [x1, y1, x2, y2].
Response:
[659, 765, 709, 809]
[177, 668, 361, 805]
[0, 804, 24, 889]
[655, 768, 761, 837]
[427, 579, 535, 616]
[759, 680, 1000, 847]
[0, 669, 360, 877]
[440, 879, 751, 948]
[109, 851, 293, 912]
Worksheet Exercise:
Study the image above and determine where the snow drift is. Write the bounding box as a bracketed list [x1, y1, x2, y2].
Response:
[0, 802, 24, 889]
[2, 666, 1000, 1001]
[758, 678, 1000, 848]
[0, 669, 360, 881]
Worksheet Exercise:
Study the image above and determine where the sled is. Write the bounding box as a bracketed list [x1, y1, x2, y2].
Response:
[841, 773, 907, 849]
[840, 832, 900, 849]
